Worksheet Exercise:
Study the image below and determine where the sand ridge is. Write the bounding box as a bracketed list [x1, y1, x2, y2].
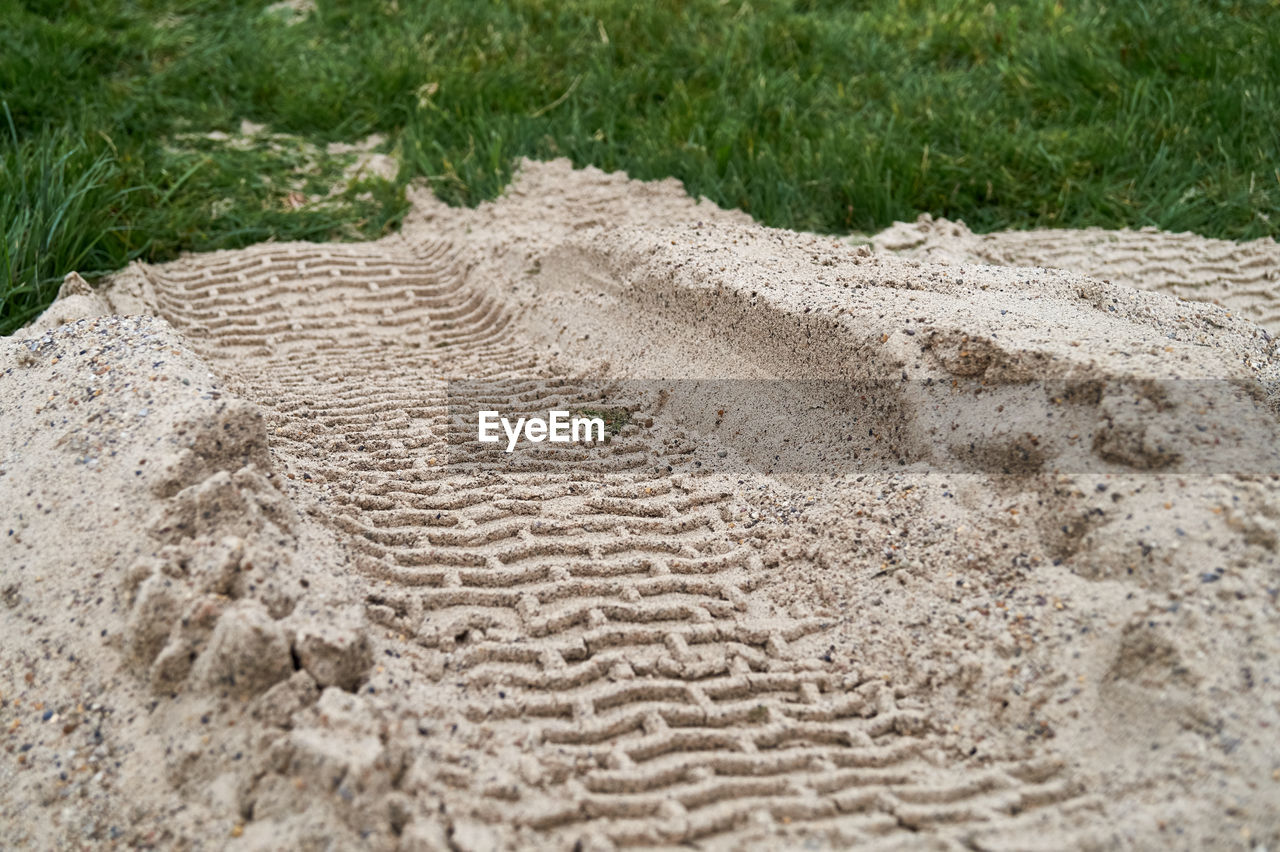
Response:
[3, 159, 1280, 849]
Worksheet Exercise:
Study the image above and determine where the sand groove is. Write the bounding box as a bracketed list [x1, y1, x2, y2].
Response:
[100, 233, 1103, 848]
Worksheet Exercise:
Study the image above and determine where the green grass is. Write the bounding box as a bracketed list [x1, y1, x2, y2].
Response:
[3, 0, 1278, 333]
[575, 406, 633, 436]
[1, 112, 134, 331]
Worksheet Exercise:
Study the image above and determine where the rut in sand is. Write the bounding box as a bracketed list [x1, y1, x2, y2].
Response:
[125, 228, 1088, 848]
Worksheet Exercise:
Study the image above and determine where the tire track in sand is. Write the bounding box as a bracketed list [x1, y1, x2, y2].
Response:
[131, 237, 1093, 848]
[872, 214, 1280, 332]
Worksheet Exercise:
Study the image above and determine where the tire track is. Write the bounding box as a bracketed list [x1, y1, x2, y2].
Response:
[132, 236, 1092, 847]
[873, 215, 1280, 332]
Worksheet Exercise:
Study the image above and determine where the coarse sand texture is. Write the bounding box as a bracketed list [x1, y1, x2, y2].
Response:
[3, 160, 1280, 850]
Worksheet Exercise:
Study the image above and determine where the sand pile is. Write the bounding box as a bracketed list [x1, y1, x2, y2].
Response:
[3, 159, 1279, 850]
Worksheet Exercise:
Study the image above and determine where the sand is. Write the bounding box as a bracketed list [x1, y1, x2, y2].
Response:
[3, 159, 1279, 850]
[871, 213, 1280, 334]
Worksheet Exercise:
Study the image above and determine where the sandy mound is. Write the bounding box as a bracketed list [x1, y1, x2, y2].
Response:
[3, 159, 1279, 850]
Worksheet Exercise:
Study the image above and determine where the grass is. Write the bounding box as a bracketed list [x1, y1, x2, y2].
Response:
[575, 407, 633, 436]
[1, 113, 134, 331]
[3, 0, 1278, 333]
